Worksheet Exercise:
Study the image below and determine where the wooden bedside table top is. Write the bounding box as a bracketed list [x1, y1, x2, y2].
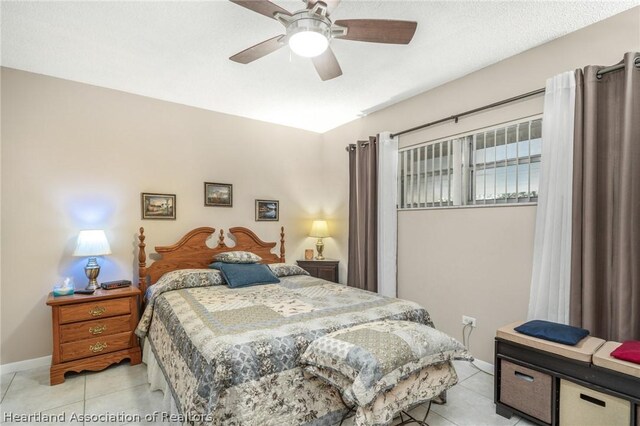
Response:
[297, 259, 339, 263]
[46, 286, 141, 306]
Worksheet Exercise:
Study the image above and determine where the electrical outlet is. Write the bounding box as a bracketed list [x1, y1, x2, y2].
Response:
[462, 315, 477, 327]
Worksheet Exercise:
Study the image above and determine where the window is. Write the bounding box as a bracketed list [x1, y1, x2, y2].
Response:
[398, 116, 542, 209]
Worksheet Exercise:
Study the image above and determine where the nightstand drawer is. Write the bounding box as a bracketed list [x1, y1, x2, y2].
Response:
[296, 260, 339, 283]
[60, 314, 132, 343]
[60, 331, 134, 362]
[59, 298, 130, 324]
[317, 267, 337, 282]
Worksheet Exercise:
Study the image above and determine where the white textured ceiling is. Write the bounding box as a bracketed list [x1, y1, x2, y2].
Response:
[2, 1, 637, 132]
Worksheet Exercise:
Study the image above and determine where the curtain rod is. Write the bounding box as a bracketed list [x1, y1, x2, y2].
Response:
[390, 88, 545, 138]
[596, 55, 640, 79]
[390, 56, 640, 139]
[345, 140, 371, 151]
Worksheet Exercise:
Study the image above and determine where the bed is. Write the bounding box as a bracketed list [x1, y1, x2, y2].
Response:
[135, 226, 459, 425]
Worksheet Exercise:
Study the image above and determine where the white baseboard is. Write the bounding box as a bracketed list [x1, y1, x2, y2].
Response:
[0, 355, 51, 375]
[471, 358, 495, 375]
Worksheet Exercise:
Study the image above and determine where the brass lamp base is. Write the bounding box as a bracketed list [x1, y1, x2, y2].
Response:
[315, 238, 325, 260]
[84, 257, 101, 291]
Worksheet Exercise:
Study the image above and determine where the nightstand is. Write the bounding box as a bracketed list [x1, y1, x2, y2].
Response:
[296, 259, 339, 283]
[46, 286, 142, 385]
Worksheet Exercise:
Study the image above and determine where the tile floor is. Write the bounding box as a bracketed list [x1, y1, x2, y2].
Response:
[0, 360, 536, 425]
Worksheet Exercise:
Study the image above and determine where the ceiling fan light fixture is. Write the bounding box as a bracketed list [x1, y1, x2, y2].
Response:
[286, 15, 331, 58]
[289, 30, 328, 57]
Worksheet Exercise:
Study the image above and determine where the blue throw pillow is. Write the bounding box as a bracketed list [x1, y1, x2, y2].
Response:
[208, 262, 280, 288]
[209, 262, 224, 270]
[514, 320, 589, 346]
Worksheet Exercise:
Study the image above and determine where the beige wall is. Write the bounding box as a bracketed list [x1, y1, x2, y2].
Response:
[321, 7, 640, 363]
[0, 68, 324, 364]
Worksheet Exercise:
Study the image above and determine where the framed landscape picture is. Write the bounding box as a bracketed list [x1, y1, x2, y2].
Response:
[204, 182, 233, 207]
[141, 193, 176, 220]
[255, 199, 279, 221]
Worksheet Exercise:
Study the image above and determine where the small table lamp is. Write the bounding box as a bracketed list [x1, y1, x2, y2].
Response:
[73, 230, 111, 290]
[309, 220, 330, 260]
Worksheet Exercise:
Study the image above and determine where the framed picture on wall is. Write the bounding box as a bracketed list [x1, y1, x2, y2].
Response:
[255, 200, 279, 221]
[141, 193, 176, 220]
[204, 182, 233, 207]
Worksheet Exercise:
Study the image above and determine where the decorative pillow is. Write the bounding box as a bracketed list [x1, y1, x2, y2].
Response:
[305, 365, 354, 400]
[610, 341, 640, 365]
[136, 269, 224, 339]
[214, 251, 262, 264]
[514, 320, 589, 346]
[210, 262, 280, 288]
[268, 263, 310, 277]
[208, 261, 224, 270]
[299, 320, 471, 407]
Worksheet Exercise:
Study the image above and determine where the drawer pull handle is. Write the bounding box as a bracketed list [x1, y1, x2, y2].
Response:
[89, 325, 107, 335]
[579, 393, 606, 407]
[514, 371, 534, 382]
[89, 342, 108, 353]
[89, 306, 106, 317]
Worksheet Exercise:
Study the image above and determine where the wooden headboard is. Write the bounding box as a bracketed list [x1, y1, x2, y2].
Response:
[137, 226, 285, 295]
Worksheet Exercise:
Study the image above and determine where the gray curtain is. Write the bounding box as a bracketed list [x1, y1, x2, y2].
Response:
[347, 136, 378, 292]
[570, 52, 640, 341]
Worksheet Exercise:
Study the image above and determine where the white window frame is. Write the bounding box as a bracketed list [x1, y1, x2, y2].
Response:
[397, 114, 542, 211]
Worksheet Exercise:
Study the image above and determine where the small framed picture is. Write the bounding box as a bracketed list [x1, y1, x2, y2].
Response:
[204, 182, 233, 207]
[255, 199, 279, 221]
[141, 193, 176, 220]
[304, 249, 314, 260]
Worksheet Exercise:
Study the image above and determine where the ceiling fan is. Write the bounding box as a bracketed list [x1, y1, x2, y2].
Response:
[229, 0, 418, 81]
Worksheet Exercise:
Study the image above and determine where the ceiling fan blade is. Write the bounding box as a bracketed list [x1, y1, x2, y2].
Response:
[307, 0, 341, 15]
[334, 19, 417, 44]
[312, 47, 342, 81]
[229, 0, 291, 20]
[229, 35, 286, 64]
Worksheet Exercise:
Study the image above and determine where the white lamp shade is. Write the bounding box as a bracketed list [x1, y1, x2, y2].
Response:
[73, 230, 111, 256]
[309, 220, 330, 238]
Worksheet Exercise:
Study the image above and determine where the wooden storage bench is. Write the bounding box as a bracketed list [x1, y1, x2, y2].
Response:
[495, 321, 640, 426]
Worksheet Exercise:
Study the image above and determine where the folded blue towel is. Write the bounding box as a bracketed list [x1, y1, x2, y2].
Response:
[514, 320, 589, 346]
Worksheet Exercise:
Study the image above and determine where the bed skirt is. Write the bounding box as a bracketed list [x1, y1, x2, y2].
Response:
[143, 338, 183, 426]
[143, 338, 456, 426]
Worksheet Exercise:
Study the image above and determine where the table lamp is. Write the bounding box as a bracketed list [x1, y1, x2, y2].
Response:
[73, 230, 111, 290]
[309, 220, 329, 260]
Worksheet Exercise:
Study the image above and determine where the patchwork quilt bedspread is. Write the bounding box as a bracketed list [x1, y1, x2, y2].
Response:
[136, 269, 455, 425]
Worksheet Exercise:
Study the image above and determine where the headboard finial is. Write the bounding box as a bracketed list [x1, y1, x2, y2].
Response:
[218, 229, 225, 247]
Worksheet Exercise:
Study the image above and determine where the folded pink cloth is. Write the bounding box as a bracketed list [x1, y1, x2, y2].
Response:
[610, 341, 640, 364]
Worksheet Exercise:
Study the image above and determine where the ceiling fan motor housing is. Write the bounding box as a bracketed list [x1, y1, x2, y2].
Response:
[286, 11, 331, 41]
